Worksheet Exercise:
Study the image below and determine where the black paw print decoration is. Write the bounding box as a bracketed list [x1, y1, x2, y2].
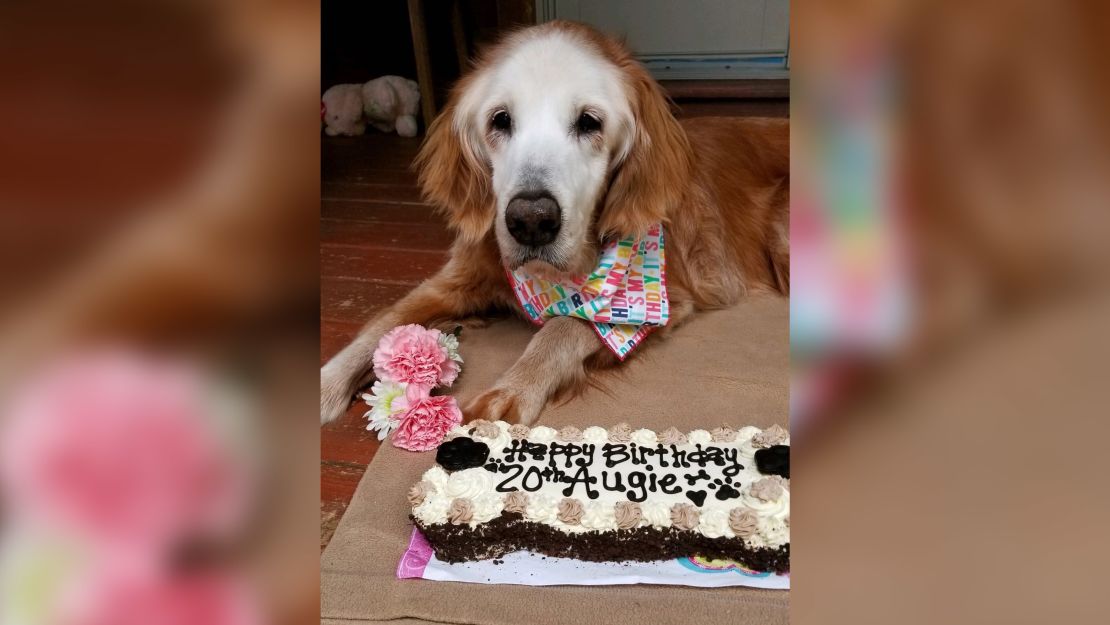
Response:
[708, 477, 742, 501]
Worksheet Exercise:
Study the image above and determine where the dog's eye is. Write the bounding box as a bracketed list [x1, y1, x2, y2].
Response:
[491, 110, 512, 133]
[575, 112, 602, 135]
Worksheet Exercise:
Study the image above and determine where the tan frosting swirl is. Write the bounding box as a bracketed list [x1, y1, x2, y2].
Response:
[472, 421, 501, 439]
[711, 426, 737, 442]
[503, 491, 529, 514]
[657, 427, 687, 445]
[557, 498, 585, 525]
[407, 481, 435, 506]
[669, 503, 700, 530]
[448, 498, 474, 525]
[508, 424, 530, 440]
[752, 423, 788, 448]
[728, 508, 759, 537]
[613, 501, 642, 530]
[558, 425, 584, 443]
[749, 476, 787, 502]
[607, 423, 633, 443]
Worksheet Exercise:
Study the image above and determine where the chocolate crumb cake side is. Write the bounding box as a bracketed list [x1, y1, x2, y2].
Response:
[407, 421, 790, 574]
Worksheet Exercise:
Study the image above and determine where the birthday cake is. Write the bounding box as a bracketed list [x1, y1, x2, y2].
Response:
[407, 421, 790, 573]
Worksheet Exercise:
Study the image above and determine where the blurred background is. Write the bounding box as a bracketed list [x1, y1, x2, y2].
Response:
[0, 1, 320, 624]
[1, 0, 1109, 623]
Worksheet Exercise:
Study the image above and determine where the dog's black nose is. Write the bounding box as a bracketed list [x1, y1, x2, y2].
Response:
[505, 192, 561, 247]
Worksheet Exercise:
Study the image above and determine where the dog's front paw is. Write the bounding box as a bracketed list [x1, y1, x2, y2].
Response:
[463, 387, 543, 425]
[320, 365, 355, 425]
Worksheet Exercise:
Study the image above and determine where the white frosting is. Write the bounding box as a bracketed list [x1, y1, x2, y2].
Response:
[760, 518, 790, 548]
[688, 429, 712, 445]
[413, 495, 450, 524]
[468, 492, 504, 526]
[582, 426, 608, 444]
[641, 500, 672, 529]
[473, 423, 512, 450]
[413, 422, 789, 548]
[736, 426, 761, 441]
[581, 501, 618, 531]
[525, 493, 560, 523]
[422, 466, 450, 491]
[631, 428, 657, 446]
[738, 435, 761, 459]
[528, 425, 557, 444]
[699, 508, 733, 539]
[444, 468, 492, 500]
[742, 484, 790, 521]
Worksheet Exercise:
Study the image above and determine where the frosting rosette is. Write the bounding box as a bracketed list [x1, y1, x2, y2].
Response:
[580, 501, 617, 530]
[526, 425, 557, 444]
[443, 468, 492, 500]
[630, 428, 657, 446]
[641, 501, 672, 529]
[525, 493, 560, 523]
[687, 429, 712, 445]
[698, 508, 733, 538]
[581, 426, 608, 444]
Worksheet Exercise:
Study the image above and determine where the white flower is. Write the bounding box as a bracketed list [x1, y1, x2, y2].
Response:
[361, 380, 410, 440]
[437, 332, 464, 364]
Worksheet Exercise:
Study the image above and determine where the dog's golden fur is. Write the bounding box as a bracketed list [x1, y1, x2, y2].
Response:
[320, 21, 789, 425]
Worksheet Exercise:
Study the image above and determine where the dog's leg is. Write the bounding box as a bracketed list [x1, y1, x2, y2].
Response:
[462, 317, 605, 425]
[321, 256, 502, 424]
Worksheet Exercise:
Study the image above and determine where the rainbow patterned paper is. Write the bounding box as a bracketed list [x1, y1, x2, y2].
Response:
[507, 223, 670, 359]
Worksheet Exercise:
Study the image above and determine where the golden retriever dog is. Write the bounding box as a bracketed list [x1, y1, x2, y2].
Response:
[321, 20, 789, 425]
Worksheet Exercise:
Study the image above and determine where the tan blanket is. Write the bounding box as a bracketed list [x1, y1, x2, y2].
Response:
[320, 296, 789, 625]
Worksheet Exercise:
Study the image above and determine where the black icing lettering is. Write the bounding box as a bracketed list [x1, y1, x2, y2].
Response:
[654, 445, 669, 467]
[495, 463, 524, 492]
[561, 465, 599, 499]
[601, 470, 624, 492]
[670, 447, 688, 468]
[603, 444, 630, 468]
[521, 466, 545, 492]
[658, 473, 681, 494]
[625, 471, 649, 502]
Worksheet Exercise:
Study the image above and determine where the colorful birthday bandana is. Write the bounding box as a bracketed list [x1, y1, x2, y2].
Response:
[507, 223, 669, 360]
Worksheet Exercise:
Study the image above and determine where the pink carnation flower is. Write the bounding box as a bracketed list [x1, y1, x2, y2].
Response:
[372, 325, 460, 391]
[0, 352, 248, 555]
[62, 568, 259, 625]
[391, 393, 462, 452]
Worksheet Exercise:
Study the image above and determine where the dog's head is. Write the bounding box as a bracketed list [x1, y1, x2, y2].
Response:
[415, 21, 691, 276]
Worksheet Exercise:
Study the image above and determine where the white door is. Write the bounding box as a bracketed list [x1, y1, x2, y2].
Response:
[539, 0, 790, 79]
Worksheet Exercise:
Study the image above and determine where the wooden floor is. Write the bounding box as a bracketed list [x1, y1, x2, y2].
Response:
[319, 99, 788, 549]
[320, 133, 442, 548]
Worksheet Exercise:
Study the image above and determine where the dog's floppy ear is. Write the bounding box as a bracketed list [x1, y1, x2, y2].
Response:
[598, 65, 692, 239]
[414, 101, 494, 245]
